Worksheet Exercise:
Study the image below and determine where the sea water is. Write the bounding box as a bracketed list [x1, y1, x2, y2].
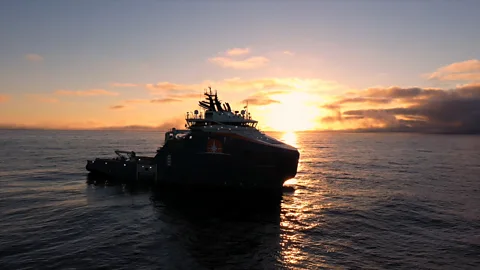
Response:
[0, 129, 479, 269]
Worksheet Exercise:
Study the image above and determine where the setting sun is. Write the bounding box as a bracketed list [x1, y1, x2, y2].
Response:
[259, 92, 320, 131]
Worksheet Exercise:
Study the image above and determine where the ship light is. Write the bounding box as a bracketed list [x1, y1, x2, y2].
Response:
[105, 162, 107, 164]
[124, 164, 126, 166]
[149, 166, 152, 169]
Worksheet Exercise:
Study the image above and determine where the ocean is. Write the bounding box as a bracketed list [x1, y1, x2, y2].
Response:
[0, 129, 479, 269]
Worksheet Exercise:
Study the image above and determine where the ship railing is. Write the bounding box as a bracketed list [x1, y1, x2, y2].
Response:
[193, 120, 259, 130]
[185, 111, 253, 120]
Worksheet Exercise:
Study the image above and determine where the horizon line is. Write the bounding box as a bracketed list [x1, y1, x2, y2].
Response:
[1, 126, 479, 135]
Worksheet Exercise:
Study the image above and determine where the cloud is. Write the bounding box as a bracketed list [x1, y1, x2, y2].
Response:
[150, 98, 181, 103]
[427, 59, 480, 82]
[112, 98, 184, 109]
[111, 83, 138, 87]
[0, 94, 10, 103]
[25, 94, 59, 103]
[114, 81, 295, 111]
[25, 53, 43, 62]
[208, 47, 269, 69]
[240, 89, 289, 106]
[320, 83, 480, 133]
[361, 86, 442, 99]
[242, 97, 280, 106]
[110, 105, 126, 110]
[55, 89, 119, 96]
[332, 97, 392, 106]
[169, 93, 204, 99]
[283, 51, 295, 56]
[144, 77, 342, 97]
[146, 82, 196, 93]
[125, 99, 151, 104]
[209, 56, 269, 70]
[225, 48, 250, 56]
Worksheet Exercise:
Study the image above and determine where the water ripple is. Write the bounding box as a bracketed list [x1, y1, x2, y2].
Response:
[0, 130, 479, 269]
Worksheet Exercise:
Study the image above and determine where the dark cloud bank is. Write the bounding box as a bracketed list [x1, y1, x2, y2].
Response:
[322, 83, 480, 134]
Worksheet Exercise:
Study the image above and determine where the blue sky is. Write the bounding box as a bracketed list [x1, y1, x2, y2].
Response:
[1, 1, 479, 130]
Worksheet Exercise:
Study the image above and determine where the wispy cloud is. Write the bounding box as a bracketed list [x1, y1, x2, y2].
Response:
[110, 98, 184, 110]
[242, 97, 280, 106]
[150, 98, 182, 103]
[54, 89, 119, 96]
[24, 53, 44, 62]
[125, 99, 151, 104]
[111, 77, 330, 110]
[169, 93, 204, 99]
[427, 59, 480, 82]
[144, 77, 342, 97]
[146, 82, 195, 93]
[209, 56, 269, 69]
[241, 90, 289, 106]
[332, 97, 392, 106]
[225, 48, 250, 56]
[25, 94, 59, 103]
[208, 47, 269, 70]
[0, 94, 10, 103]
[283, 50, 295, 56]
[111, 83, 138, 87]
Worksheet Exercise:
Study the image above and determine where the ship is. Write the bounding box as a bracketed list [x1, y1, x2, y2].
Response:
[86, 87, 300, 193]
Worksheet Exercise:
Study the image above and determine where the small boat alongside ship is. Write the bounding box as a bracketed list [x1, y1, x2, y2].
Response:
[86, 88, 300, 192]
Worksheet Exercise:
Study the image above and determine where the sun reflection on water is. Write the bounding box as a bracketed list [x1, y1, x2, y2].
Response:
[281, 131, 301, 186]
[277, 131, 333, 268]
[279, 189, 331, 268]
[280, 131, 298, 148]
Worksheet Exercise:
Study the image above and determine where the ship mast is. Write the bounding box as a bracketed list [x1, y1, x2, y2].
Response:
[244, 99, 249, 119]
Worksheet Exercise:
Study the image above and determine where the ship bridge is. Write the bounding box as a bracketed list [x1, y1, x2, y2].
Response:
[184, 88, 258, 129]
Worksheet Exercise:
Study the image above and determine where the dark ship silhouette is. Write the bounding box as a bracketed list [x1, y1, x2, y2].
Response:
[86, 88, 300, 193]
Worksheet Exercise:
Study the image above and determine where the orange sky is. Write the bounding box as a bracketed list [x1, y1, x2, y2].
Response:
[1, 2, 479, 132]
[1, 55, 479, 132]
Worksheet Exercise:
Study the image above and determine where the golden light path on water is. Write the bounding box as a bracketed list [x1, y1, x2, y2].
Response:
[277, 131, 331, 268]
[279, 131, 304, 266]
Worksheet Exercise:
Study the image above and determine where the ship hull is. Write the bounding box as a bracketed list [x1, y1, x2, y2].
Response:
[85, 130, 300, 193]
[153, 130, 300, 192]
[86, 157, 156, 183]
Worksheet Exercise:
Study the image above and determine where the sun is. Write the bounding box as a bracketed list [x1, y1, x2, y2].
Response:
[259, 92, 320, 132]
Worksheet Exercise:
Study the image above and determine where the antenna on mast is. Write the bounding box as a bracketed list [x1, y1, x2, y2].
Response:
[243, 99, 249, 119]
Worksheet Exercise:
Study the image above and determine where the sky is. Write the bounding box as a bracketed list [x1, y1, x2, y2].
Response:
[1, 1, 479, 132]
